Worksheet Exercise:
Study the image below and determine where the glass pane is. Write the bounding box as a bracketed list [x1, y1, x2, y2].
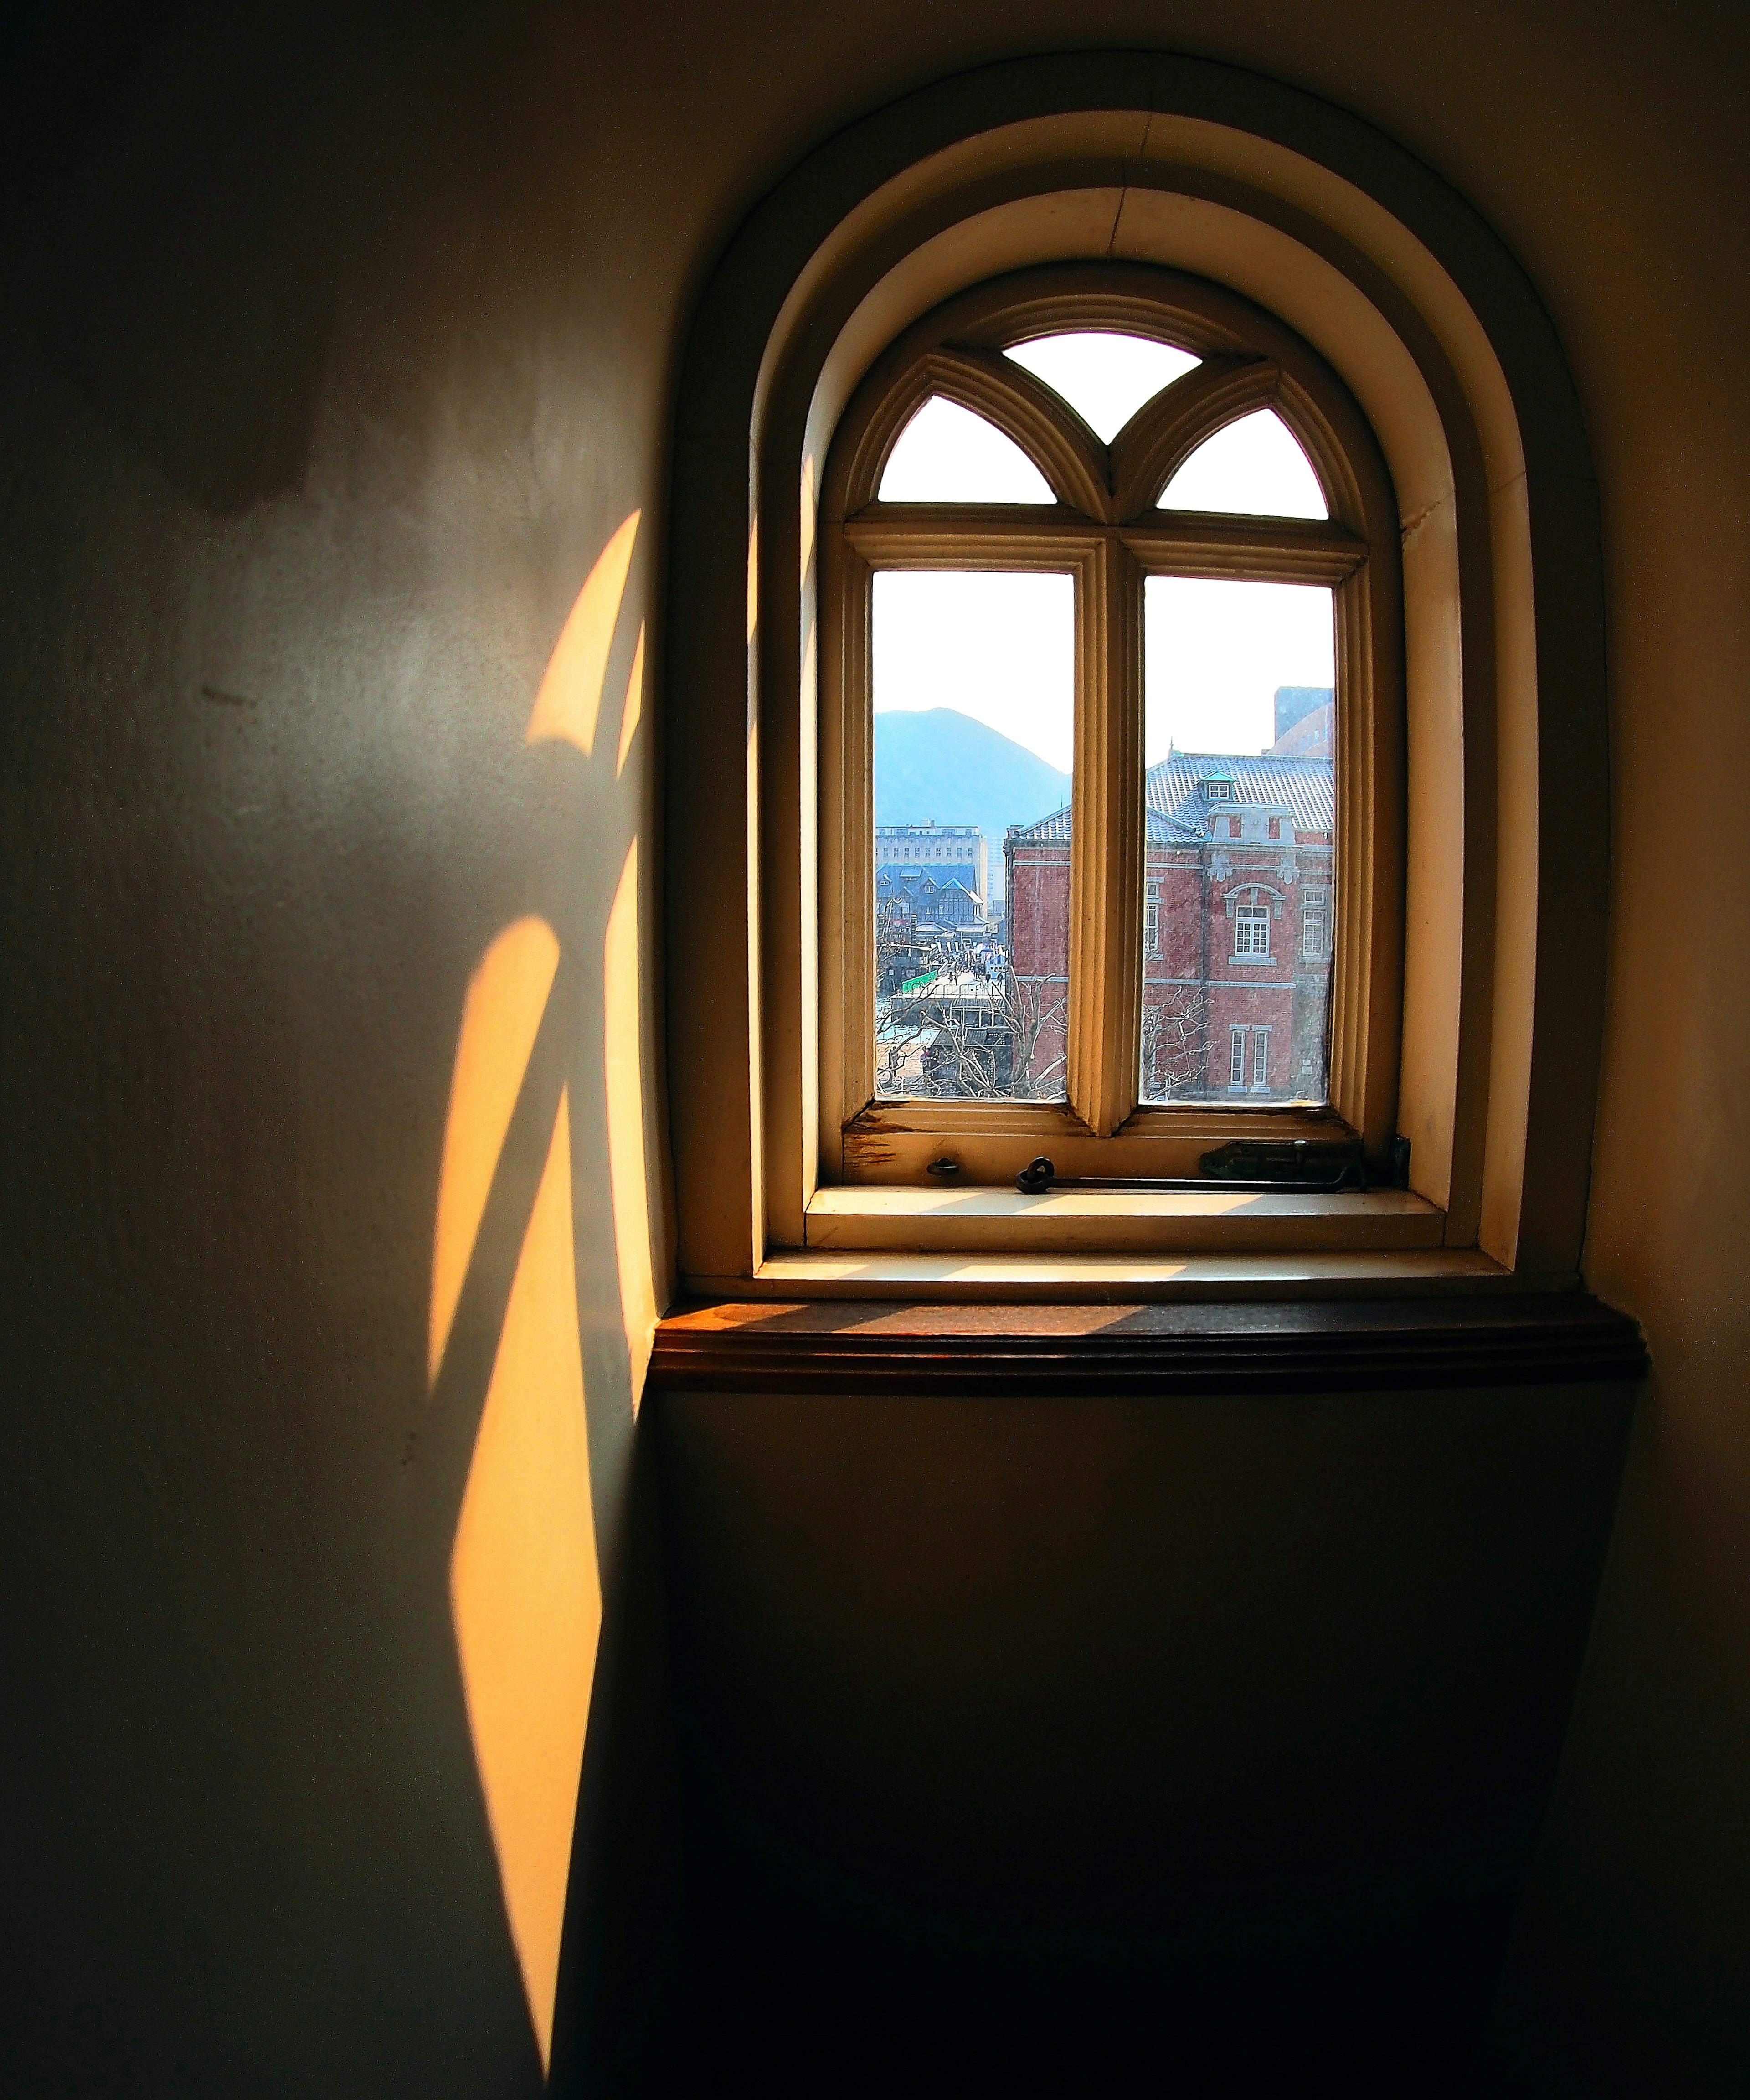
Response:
[1004, 331, 1200, 443]
[1140, 576, 1336, 1105]
[878, 397, 1054, 503]
[1158, 408, 1328, 519]
[872, 571, 1073, 1100]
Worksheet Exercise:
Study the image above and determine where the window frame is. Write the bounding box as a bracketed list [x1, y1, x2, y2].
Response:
[819, 265, 1405, 1189]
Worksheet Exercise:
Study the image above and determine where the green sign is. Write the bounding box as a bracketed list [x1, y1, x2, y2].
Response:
[899, 971, 935, 994]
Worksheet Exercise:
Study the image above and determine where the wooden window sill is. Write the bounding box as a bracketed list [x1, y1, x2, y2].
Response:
[802, 1183, 1444, 1255]
[649, 1288, 1647, 1395]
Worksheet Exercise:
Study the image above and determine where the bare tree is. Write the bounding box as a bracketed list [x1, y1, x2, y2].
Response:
[874, 894, 1076, 1100]
[998, 972, 1068, 1100]
[1140, 985, 1210, 1100]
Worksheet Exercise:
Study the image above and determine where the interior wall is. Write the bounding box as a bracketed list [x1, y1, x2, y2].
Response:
[657, 1374, 1635, 2098]
[0, 9, 687, 2094]
[1, 3, 1746, 2095]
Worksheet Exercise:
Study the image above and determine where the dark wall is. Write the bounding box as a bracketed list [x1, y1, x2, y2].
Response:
[0, 8, 682, 2094]
[657, 1379, 1634, 2096]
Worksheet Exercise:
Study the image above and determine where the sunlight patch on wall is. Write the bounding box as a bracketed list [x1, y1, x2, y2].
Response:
[430, 917, 562, 1384]
[605, 840, 658, 1405]
[525, 510, 641, 757]
[799, 450, 818, 581]
[614, 622, 646, 779]
[450, 1086, 601, 2075]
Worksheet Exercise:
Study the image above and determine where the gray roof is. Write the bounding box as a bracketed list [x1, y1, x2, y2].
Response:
[1152, 752, 1335, 832]
[1010, 752, 1334, 844]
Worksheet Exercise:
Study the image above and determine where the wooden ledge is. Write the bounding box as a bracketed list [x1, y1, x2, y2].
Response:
[649, 1292, 1647, 1396]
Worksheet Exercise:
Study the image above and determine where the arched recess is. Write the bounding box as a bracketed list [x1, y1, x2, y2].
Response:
[666, 52, 1606, 1295]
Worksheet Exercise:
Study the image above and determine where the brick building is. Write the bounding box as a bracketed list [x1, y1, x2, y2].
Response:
[1005, 750, 1335, 1102]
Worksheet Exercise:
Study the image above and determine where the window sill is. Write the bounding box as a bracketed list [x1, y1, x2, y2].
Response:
[683, 1247, 1606, 1304]
[801, 1183, 1443, 1254]
[650, 1287, 1647, 1392]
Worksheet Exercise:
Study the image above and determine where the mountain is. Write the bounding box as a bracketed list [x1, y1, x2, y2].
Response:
[873, 710, 1071, 896]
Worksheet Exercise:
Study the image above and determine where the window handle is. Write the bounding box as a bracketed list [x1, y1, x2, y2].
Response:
[1016, 1138, 1380, 1195]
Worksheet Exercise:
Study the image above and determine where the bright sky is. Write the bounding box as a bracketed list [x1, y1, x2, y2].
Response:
[872, 333, 1334, 768]
[1158, 408, 1327, 519]
[1004, 330, 1201, 441]
[1144, 576, 1334, 759]
[873, 570, 1076, 771]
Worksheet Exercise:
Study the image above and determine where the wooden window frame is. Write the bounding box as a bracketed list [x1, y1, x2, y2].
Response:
[820, 266, 1406, 1192]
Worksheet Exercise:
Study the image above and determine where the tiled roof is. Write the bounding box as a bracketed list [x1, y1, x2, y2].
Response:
[1009, 805, 1072, 842]
[1008, 753, 1334, 843]
[1151, 752, 1335, 833]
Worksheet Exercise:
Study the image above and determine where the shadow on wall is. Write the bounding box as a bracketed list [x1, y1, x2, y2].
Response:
[1, 12, 693, 2082]
[424, 514, 683, 2090]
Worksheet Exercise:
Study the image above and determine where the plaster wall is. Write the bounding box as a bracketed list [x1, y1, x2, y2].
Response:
[1, 3, 1746, 2094]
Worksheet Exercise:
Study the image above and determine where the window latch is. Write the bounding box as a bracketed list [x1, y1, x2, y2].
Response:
[1015, 1138, 1378, 1195]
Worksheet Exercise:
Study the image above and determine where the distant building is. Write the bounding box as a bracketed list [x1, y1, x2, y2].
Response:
[875, 822, 988, 907]
[1269, 684, 1334, 761]
[1273, 685, 1332, 741]
[876, 866, 985, 931]
[1006, 751, 1335, 1102]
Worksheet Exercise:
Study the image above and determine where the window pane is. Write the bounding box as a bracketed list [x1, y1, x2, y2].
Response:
[873, 571, 1073, 1100]
[1158, 409, 1328, 519]
[1140, 576, 1336, 1105]
[879, 397, 1054, 503]
[1003, 331, 1200, 443]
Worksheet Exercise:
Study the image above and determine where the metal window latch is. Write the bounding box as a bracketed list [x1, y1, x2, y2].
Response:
[1015, 1137, 1383, 1196]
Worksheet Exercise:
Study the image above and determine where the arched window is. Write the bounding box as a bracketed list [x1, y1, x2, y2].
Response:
[665, 57, 1610, 1283]
[822, 265, 1400, 1157]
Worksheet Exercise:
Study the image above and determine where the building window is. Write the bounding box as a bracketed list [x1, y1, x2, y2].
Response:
[1303, 905, 1329, 958]
[1252, 1027, 1270, 1090]
[1235, 904, 1271, 957]
[1230, 1026, 1247, 1089]
[1143, 898, 1161, 958]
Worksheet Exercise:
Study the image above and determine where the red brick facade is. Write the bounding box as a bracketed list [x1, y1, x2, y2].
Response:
[1004, 754, 1335, 1104]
